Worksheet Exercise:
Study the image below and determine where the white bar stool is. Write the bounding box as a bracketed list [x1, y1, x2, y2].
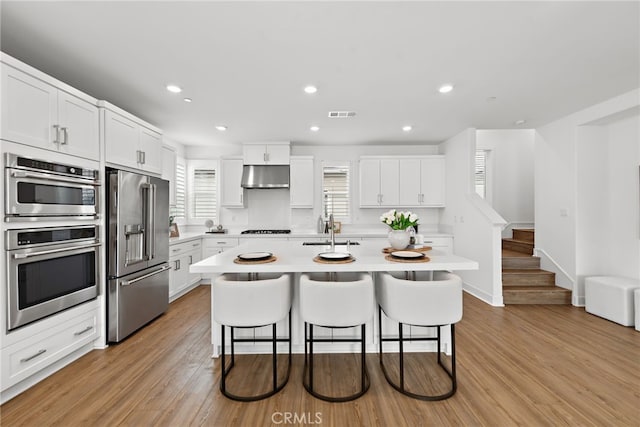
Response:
[213, 273, 292, 401]
[376, 271, 462, 400]
[299, 272, 374, 402]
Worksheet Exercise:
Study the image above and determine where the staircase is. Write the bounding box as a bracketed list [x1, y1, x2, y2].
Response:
[502, 229, 571, 304]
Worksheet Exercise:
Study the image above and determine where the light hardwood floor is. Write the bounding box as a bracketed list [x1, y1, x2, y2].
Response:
[1, 286, 638, 426]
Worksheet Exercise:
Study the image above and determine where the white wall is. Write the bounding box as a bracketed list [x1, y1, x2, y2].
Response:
[440, 129, 506, 306]
[476, 129, 535, 237]
[535, 89, 640, 305]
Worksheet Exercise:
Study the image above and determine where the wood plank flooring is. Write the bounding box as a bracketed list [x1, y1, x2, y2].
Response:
[2, 286, 639, 426]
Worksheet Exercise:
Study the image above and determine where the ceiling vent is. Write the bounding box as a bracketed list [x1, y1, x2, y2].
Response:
[328, 111, 356, 118]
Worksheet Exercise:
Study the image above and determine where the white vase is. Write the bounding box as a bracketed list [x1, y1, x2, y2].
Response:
[388, 229, 410, 250]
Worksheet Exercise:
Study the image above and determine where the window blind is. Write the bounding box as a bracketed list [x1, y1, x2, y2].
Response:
[192, 168, 216, 218]
[171, 162, 186, 218]
[475, 150, 487, 199]
[322, 165, 350, 218]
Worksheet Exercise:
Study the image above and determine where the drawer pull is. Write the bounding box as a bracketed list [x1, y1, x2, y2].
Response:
[172, 248, 180, 252]
[192, 243, 200, 247]
[74, 325, 94, 336]
[20, 349, 47, 363]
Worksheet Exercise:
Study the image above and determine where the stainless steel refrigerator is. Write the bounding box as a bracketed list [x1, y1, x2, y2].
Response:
[106, 169, 170, 342]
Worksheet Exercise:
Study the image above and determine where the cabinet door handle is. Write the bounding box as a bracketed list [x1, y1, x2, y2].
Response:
[189, 255, 193, 265]
[20, 349, 46, 363]
[380, 194, 383, 204]
[53, 125, 60, 145]
[240, 193, 243, 204]
[60, 127, 69, 145]
[141, 151, 146, 164]
[74, 325, 94, 336]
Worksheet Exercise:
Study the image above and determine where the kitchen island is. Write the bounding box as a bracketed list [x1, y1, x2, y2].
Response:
[190, 239, 478, 356]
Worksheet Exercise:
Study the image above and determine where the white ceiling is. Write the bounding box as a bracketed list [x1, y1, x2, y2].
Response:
[1, 1, 638, 147]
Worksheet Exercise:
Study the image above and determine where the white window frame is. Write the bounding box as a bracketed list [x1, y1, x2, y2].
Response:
[321, 160, 352, 223]
[186, 159, 219, 225]
[171, 157, 186, 221]
[475, 149, 493, 203]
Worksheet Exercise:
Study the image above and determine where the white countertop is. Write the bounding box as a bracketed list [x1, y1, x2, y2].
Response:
[170, 228, 452, 244]
[189, 240, 477, 274]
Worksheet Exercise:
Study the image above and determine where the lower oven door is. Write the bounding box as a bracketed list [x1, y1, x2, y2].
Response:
[7, 242, 100, 331]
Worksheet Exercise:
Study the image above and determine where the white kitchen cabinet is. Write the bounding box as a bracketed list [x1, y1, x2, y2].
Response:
[1, 304, 97, 393]
[243, 142, 290, 165]
[418, 157, 446, 207]
[290, 156, 314, 208]
[398, 157, 445, 207]
[220, 158, 245, 207]
[102, 102, 163, 175]
[201, 237, 239, 285]
[162, 145, 177, 205]
[169, 240, 202, 301]
[1, 62, 99, 160]
[359, 158, 399, 207]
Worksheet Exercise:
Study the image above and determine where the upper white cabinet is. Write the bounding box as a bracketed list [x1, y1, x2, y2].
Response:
[361, 156, 445, 208]
[290, 156, 314, 208]
[359, 158, 399, 207]
[243, 142, 290, 165]
[1, 61, 99, 160]
[220, 158, 245, 207]
[398, 157, 445, 207]
[162, 145, 177, 205]
[101, 102, 162, 175]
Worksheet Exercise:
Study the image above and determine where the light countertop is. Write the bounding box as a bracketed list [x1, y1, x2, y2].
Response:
[190, 240, 477, 274]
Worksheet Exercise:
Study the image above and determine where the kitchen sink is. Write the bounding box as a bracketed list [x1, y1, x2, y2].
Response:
[302, 241, 359, 246]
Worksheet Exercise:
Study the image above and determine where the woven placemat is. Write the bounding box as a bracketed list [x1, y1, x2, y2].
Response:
[384, 254, 431, 263]
[382, 246, 432, 254]
[313, 255, 356, 264]
[233, 256, 278, 265]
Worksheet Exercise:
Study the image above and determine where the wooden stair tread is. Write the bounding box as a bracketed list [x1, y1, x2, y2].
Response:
[502, 269, 554, 275]
[502, 249, 532, 258]
[503, 285, 571, 305]
[502, 238, 534, 245]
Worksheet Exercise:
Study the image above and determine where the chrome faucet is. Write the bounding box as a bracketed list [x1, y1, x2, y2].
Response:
[329, 213, 335, 252]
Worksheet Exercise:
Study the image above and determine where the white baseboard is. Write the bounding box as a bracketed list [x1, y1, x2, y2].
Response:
[463, 283, 504, 307]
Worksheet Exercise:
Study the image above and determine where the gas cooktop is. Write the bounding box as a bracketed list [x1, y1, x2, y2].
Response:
[241, 229, 291, 234]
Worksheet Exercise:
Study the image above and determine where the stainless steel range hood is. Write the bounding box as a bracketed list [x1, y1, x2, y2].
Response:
[241, 165, 290, 189]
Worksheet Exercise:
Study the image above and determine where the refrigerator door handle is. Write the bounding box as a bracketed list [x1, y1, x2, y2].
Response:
[120, 264, 171, 286]
[141, 183, 155, 261]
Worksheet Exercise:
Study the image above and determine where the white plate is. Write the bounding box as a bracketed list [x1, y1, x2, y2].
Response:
[318, 252, 351, 260]
[237, 252, 273, 260]
[391, 250, 425, 259]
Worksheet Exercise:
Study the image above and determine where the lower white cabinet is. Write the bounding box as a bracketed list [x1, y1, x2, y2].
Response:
[1, 307, 97, 392]
[201, 237, 239, 284]
[169, 239, 203, 301]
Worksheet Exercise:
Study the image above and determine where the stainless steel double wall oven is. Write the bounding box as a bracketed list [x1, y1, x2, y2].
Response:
[4, 154, 100, 331]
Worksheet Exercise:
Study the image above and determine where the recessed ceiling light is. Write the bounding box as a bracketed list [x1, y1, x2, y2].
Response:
[166, 84, 182, 93]
[402, 125, 412, 132]
[215, 125, 227, 131]
[438, 84, 454, 94]
[310, 126, 320, 132]
[514, 119, 526, 125]
[304, 85, 318, 94]
[183, 97, 192, 103]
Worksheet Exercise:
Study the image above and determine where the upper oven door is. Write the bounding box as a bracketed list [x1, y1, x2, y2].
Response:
[5, 168, 99, 217]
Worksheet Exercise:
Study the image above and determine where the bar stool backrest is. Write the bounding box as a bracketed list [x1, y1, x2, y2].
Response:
[213, 273, 291, 327]
[300, 272, 374, 328]
[377, 271, 462, 326]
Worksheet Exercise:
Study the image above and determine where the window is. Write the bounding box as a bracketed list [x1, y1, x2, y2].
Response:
[170, 160, 186, 219]
[187, 160, 218, 223]
[475, 150, 488, 199]
[322, 163, 350, 220]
